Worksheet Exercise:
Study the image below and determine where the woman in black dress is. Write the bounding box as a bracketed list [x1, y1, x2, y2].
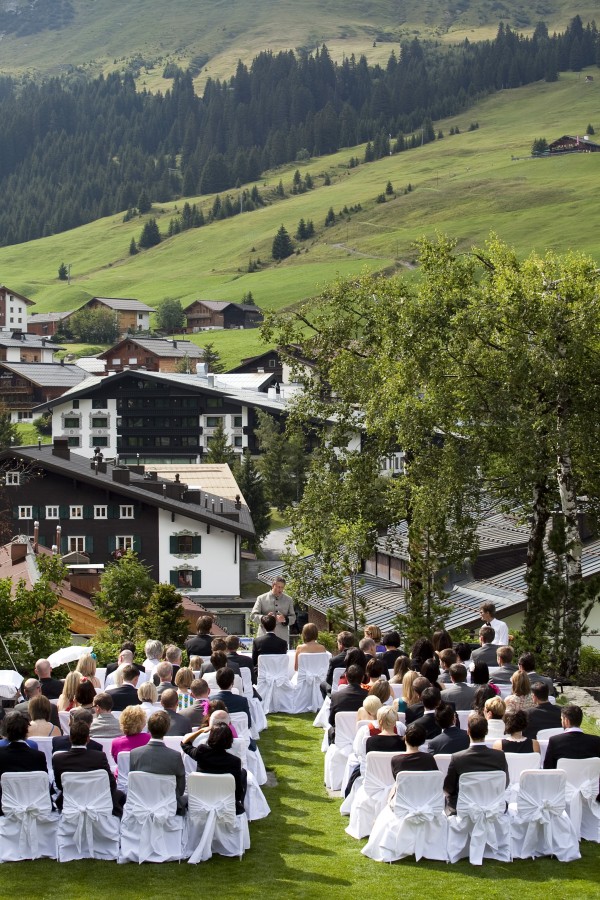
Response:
[493, 709, 540, 755]
[182, 721, 247, 813]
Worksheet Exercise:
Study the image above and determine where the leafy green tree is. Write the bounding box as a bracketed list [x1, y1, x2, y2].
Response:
[58, 262, 68, 280]
[156, 297, 185, 334]
[202, 342, 224, 373]
[272, 225, 293, 261]
[138, 218, 161, 249]
[136, 582, 190, 646]
[205, 419, 236, 465]
[0, 403, 20, 450]
[69, 308, 119, 343]
[254, 411, 307, 511]
[233, 451, 271, 549]
[93, 549, 155, 640]
[33, 412, 52, 437]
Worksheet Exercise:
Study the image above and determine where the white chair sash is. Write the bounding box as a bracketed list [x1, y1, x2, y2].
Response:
[187, 794, 238, 864]
[60, 770, 115, 860]
[0, 773, 57, 860]
[454, 771, 509, 866]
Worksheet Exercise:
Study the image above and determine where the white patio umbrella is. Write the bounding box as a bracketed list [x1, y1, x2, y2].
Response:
[47, 646, 93, 668]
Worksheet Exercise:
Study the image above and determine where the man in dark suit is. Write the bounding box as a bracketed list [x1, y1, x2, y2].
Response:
[405, 676, 434, 724]
[488, 646, 518, 685]
[543, 704, 600, 774]
[328, 664, 368, 742]
[34, 659, 63, 700]
[211, 668, 253, 731]
[185, 615, 215, 661]
[469, 626, 500, 668]
[105, 642, 145, 679]
[518, 652, 557, 697]
[201, 648, 240, 677]
[428, 703, 470, 755]
[409, 686, 442, 741]
[52, 708, 103, 752]
[376, 631, 407, 671]
[252, 614, 288, 673]
[524, 682, 563, 738]
[130, 711, 187, 814]
[443, 714, 508, 814]
[181, 679, 210, 728]
[52, 718, 124, 816]
[107, 665, 141, 712]
[0, 711, 48, 812]
[160, 690, 192, 736]
[440, 664, 477, 711]
[321, 631, 355, 698]
[155, 662, 177, 698]
[15, 679, 61, 730]
[225, 635, 254, 681]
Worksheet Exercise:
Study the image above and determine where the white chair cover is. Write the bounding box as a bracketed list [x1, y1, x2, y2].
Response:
[31, 736, 55, 783]
[0, 772, 59, 861]
[95, 738, 118, 771]
[292, 653, 330, 714]
[485, 719, 506, 740]
[239, 668, 268, 736]
[447, 771, 511, 865]
[390, 684, 403, 699]
[362, 770, 447, 862]
[118, 772, 183, 863]
[345, 751, 396, 839]
[185, 773, 250, 863]
[559, 756, 600, 842]
[505, 752, 540, 802]
[457, 711, 470, 730]
[313, 696, 331, 732]
[331, 668, 345, 693]
[116, 751, 131, 793]
[340, 722, 371, 800]
[431, 753, 452, 779]
[256, 655, 295, 714]
[324, 712, 357, 792]
[537, 728, 564, 741]
[228, 738, 270, 821]
[57, 770, 120, 861]
[509, 770, 580, 861]
[96, 667, 107, 689]
[229, 712, 267, 785]
[58, 711, 71, 735]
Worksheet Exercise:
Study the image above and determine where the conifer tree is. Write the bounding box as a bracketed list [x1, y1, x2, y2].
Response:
[272, 225, 293, 260]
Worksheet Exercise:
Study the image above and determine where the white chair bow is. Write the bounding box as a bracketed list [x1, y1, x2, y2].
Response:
[0, 772, 59, 861]
[57, 770, 120, 861]
[292, 653, 330, 714]
[509, 769, 580, 861]
[257, 655, 295, 715]
[185, 773, 250, 864]
[118, 772, 183, 864]
[560, 756, 600, 842]
[447, 771, 511, 866]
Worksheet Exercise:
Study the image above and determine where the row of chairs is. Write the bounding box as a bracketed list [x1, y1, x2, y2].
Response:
[0, 770, 250, 864]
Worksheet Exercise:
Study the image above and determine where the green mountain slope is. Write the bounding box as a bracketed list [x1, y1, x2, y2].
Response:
[1, 68, 598, 367]
[0, 0, 597, 87]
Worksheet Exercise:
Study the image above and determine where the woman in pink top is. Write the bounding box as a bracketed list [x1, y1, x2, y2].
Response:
[111, 705, 151, 769]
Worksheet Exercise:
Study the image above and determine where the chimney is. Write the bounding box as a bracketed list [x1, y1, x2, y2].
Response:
[112, 467, 131, 485]
[33, 520, 39, 552]
[267, 386, 277, 400]
[60, 357, 64, 366]
[196, 362, 207, 377]
[235, 494, 241, 510]
[173, 340, 177, 348]
[52, 437, 70, 459]
[11, 542, 27, 564]
[207, 374, 215, 388]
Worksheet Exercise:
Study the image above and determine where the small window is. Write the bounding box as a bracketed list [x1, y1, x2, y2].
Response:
[111, 358, 121, 366]
[18, 506, 32, 519]
[46, 506, 59, 519]
[138, 313, 143, 320]
[70, 505, 83, 518]
[94, 506, 107, 519]
[64, 417, 80, 428]
[68, 536, 85, 553]
[177, 535, 193, 553]
[92, 436, 109, 447]
[177, 570, 194, 587]
[128, 358, 137, 365]
[269, 359, 276, 367]
[233, 415, 243, 428]
[234, 436, 243, 447]
[116, 536, 134, 550]
[67, 436, 80, 447]
[91, 417, 108, 428]
[206, 398, 220, 408]
[72, 400, 79, 409]
[6, 472, 20, 486]
[93, 399, 106, 409]
[206, 416, 222, 428]
[120, 505, 134, 519]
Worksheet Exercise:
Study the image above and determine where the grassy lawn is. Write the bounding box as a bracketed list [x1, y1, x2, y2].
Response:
[269, 507, 291, 530]
[2, 714, 598, 899]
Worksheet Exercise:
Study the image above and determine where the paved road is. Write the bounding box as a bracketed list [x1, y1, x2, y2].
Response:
[261, 526, 293, 561]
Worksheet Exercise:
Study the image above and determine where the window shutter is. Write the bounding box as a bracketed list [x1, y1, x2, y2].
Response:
[61, 536, 68, 553]
[108, 505, 118, 519]
[12, 507, 19, 519]
[86, 535, 94, 553]
[107, 535, 116, 552]
[191, 571, 202, 588]
[192, 536, 202, 554]
[59, 505, 69, 518]
[169, 571, 179, 586]
[83, 505, 93, 519]
[33, 505, 42, 519]
[169, 536, 178, 554]
[133, 536, 141, 553]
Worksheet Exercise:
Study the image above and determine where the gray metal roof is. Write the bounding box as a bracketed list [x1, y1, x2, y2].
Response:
[0, 335, 65, 350]
[98, 338, 205, 359]
[0, 362, 89, 387]
[90, 297, 155, 312]
[377, 512, 530, 559]
[28, 312, 73, 323]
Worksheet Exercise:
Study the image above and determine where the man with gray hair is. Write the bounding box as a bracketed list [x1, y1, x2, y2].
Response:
[15, 679, 61, 729]
[251, 577, 295, 644]
[155, 662, 176, 697]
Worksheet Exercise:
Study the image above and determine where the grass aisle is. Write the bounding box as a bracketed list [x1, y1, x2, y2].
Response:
[3, 714, 599, 899]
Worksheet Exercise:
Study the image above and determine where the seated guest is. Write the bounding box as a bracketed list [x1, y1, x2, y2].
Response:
[366, 706, 406, 755]
[74, 679, 97, 710]
[358, 637, 377, 663]
[185, 615, 215, 661]
[211, 668, 253, 733]
[193, 700, 239, 738]
[483, 696, 507, 740]
[225, 635, 255, 683]
[390, 722, 439, 788]
[160, 689, 192, 736]
[143, 639, 164, 677]
[155, 662, 176, 698]
[390, 655, 411, 685]
[365, 658, 387, 687]
[454, 642, 472, 666]
[57, 671, 82, 713]
[90, 692, 121, 739]
[405, 676, 432, 723]
[338, 649, 368, 686]
[294, 623, 327, 670]
[200, 650, 231, 678]
[409, 637, 435, 673]
[377, 631, 406, 670]
[109, 665, 141, 712]
[480, 601, 509, 647]
[543, 703, 600, 774]
[105, 642, 145, 679]
[408, 686, 442, 741]
[440, 664, 476, 711]
[111, 705, 151, 765]
[505, 671, 534, 713]
[181, 679, 211, 728]
[27, 695, 61, 739]
[0, 712, 47, 810]
[493, 709, 540, 755]
[443, 714, 508, 814]
[129, 710, 187, 814]
[182, 721, 247, 813]
[15, 678, 61, 729]
[394, 670, 419, 713]
[53, 719, 124, 817]
[138, 680, 162, 715]
[164, 645, 182, 683]
[438, 648, 458, 684]
[34, 659, 63, 700]
[470, 626, 500, 668]
[420, 658, 443, 690]
[518, 652, 556, 698]
[432, 630, 453, 655]
[175, 667, 195, 710]
[471, 661, 497, 691]
[322, 631, 355, 697]
[189, 656, 203, 675]
[428, 703, 469, 755]
[368, 678, 392, 706]
[364, 624, 385, 653]
[356, 695, 383, 725]
[329, 665, 369, 740]
[489, 645, 518, 685]
[75, 653, 101, 689]
[524, 681, 563, 738]
[252, 614, 287, 672]
[471, 684, 498, 715]
[52, 708, 103, 752]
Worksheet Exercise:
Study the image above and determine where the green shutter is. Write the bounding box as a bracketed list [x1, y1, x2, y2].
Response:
[83, 505, 93, 519]
[61, 536, 68, 553]
[32, 506, 41, 519]
[169, 571, 179, 586]
[107, 535, 116, 553]
[86, 536, 94, 553]
[192, 536, 202, 554]
[191, 571, 202, 588]
[38, 534, 47, 547]
[59, 506, 68, 519]
[133, 536, 141, 553]
[169, 536, 178, 553]
[108, 505, 118, 519]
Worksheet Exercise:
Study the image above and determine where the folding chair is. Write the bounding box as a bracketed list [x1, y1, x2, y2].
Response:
[559, 756, 600, 842]
[256, 655, 295, 714]
[0, 772, 59, 861]
[324, 711, 358, 792]
[119, 772, 184, 863]
[345, 751, 397, 839]
[446, 771, 511, 865]
[184, 773, 250, 863]
[362, 770, 447, 862]
[57, 770, 120, 861]
[292, 653, 330, 713]
[509, 769, 580, 861]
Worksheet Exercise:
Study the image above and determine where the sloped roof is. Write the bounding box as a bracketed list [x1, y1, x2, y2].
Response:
[89, 297, 155, 312]
[28, 312, 73, 323]
[184, 300, 261, 314]
[142, 463, 248, 505]
[0, 286, 35, 306]
[98, 338, 204, 360]
[0, 362, 89, 388]
[0, 335, 65, 350]
[377, 512, 530, 559]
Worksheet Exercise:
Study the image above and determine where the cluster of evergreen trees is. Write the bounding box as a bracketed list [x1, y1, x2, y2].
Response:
[0, 16, 596, 246]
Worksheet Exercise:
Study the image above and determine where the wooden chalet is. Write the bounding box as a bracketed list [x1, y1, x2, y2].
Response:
[97, 337, 205, 374]
[184, 300, 263, 331]
[549, 134, 600, 153]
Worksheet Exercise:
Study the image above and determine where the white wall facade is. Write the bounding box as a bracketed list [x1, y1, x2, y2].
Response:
[2, 294, 29, 331]
[52, 397, 118, 458]
[157, 507, 240, 596]
[201, 406, 248, 453]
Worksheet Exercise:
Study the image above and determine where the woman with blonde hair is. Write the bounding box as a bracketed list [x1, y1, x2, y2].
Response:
[365, 706, 405, 754]
[294, 623, 327, 670]
[57, 671, 82, 712]
[75, 653, 101, 688]
[395, 669, 419, 713]
[175, 666, 194, 710]
[110, 705, 151, 765]
[138, 680, 161, 715]
[364, 624, 385, 653]
[505, 670, 534, 713]
[483, 695, 506, 740]
[356, 694, 383, 723]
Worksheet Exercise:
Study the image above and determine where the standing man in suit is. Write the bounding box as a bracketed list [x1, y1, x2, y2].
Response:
[443, 714, 508, 814]
[428, 703, 470, 755]
[108, 665, 141, 712]
[479, 601, 509, 647]
[524, 682, 563, 738]
[328, 665, 369, 742]
[252, 614, 288, 672]
[489, 646, 518, 685]
[251, 577, 296, 645]
[440, 664, 477, 711]
[52, 719, 124, 816]
[34, 659, 63, 700]
[130, 711, 187, 814]
[0, 711, 47, 812]
[470, 626, 500, 668]
[543, 703, 600, 771]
